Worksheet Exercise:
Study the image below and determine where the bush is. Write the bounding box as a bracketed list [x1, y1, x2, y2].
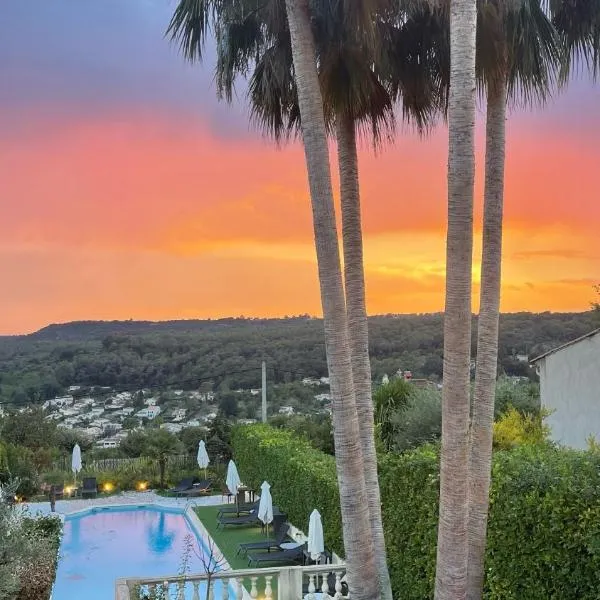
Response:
[232, 424, 600, 599]
[391, 388, 442, 452]
[373, 378, 414, 451]
[493, 407, 551, 450]
[494, 376, 540, 417]
[0, 482, 62, 600]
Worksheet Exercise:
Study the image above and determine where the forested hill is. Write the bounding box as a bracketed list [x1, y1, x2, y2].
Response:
[0, 312, 595, 407]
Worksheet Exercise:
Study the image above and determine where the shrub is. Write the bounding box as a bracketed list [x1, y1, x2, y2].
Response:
[232, 425, 600, 599]
[0, 482, 62, 600]
[373, 378, 414, 451]
[494, 376, 540, 417]
[391, 388, 442, 452]
[492, 407, 551, 450]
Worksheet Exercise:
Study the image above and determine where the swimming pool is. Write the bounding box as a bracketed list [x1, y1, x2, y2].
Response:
[52, 505, 228, 600]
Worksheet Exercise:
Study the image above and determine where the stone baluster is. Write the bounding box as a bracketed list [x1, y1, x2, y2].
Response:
[322, 573, 332, 598]
[264, 575, 273, 600]
[235, 577, 244, 600]
[250, 576, 259, 599]
[222, 577, 230, 600]
[177, 581, 185, 600]
[148, 583, 156, 597]
[159, 581, 168, 598]
[334, 573, 343, 599]
[192, 581, 200, 600]
[307, 574, 316, 600]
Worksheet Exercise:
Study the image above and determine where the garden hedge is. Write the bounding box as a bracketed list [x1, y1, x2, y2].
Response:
[231, 424, 600, 599]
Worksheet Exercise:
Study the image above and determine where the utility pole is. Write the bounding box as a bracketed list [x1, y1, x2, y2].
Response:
[261, 361, 267, 423]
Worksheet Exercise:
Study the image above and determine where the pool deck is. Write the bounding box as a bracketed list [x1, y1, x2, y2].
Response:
[22, 490, 226, 518]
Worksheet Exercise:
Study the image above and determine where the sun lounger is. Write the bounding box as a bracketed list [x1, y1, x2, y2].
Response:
[168, 477, 196, 495]
[177, 479, 213, 497]
[247, 543, 306, 567]
[217, 508, 260, 528]
[218, 507, 287, 529]
[218, 500, 259, 517]
[81, 477, 97, 499]
[237, 523, 290, 555]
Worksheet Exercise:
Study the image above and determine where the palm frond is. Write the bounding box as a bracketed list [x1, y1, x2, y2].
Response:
[551, 0, 600, 79]
[215, 13, 264, 102]
[247, 39, 300, 142]
[506, 0, 561, 105]
[166, 0, 214, 62]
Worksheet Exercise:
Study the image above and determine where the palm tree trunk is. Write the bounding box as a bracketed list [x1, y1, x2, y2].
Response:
[337, 114, 392, 600]
[283, 2, 378, 598]
[466, 73, 507, 600]
[434, 0, 477, 594]
[159, 458, 166, 489]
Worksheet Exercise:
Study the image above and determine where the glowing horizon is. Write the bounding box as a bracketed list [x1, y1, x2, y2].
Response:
[1, 1, 598, 336]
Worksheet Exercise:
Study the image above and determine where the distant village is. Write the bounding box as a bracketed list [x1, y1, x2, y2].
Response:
[38, 376, 335, 449]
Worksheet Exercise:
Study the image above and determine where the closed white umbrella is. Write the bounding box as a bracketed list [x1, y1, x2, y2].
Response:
[197, 441, 210, 479]
[71, 443, 82, 485]
[257, 481, 273, 535]
[307, 509, 324, 562]
[226, 460, 241, 496]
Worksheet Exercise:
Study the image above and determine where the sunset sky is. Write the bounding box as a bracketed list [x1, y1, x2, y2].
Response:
[1, 1, 599, 335]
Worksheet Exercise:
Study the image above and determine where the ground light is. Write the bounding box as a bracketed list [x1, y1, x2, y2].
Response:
[137, 481, 148, 491]
[103, 482, 115, 493]
[64, 485, 74, 496]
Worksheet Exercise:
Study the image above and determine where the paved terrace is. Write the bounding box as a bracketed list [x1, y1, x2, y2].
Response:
[22, 490, 225, 517]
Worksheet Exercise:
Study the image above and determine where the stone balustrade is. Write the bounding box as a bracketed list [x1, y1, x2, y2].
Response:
[115, 564, 348, 600]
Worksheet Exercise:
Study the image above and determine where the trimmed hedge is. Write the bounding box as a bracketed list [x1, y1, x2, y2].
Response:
[231, 425, 343, 552]
[232, 424, 600, 599]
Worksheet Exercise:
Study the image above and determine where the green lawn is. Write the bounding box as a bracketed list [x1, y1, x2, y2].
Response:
[193, 505, 275, 570]
[194, 505, 287, 596]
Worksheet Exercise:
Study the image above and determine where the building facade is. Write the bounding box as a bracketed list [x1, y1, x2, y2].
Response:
[532, 329, 600, 450]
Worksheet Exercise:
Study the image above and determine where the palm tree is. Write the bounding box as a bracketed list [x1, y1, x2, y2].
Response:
[146, 430, 184, 489]
[433, 0, 478, 596]
[217, 7, 446, 597]
[467, 3, 560, 597]
[168, 2, 379, 597]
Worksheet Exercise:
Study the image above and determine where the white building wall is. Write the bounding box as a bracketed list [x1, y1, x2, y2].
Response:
[539, 333, 600, 450]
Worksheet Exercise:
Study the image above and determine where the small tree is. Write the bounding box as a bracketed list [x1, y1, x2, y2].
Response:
[146, 430, 184, 489]
[373, 378, 414, 451]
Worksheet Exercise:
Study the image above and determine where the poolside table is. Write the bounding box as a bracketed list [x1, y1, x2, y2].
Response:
[236, 486, 256, 505]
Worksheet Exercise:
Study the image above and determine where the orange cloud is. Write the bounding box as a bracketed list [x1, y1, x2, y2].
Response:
[0, 109, 598, 335]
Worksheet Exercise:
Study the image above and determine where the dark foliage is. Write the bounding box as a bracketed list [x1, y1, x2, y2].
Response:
[0, 313, 594, 408]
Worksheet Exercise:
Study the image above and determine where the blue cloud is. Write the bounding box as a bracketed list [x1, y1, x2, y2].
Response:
[0, 0, 250, 137]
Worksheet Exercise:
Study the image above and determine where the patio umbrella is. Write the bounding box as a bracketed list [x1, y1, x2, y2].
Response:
[308, 509, 324, 562]
[226, 460, 241, 497]
[71, 444, 82, 485]
[197, 440, 210, 479]
[257, 481, 273, 536]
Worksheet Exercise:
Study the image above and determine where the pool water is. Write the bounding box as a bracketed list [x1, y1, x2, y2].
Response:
[53, 506, 227, 600]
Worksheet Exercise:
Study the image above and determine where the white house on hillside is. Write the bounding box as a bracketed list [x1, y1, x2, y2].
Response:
[531, 328, 600, 450]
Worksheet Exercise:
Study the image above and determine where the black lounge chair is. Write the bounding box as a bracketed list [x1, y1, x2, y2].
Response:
[177, 479, 213, 497]
[81, 477, 97, 499]
[247, 543, 306, 567]
[218, 508, 286, 530]
[237, 523, 290, 555]
[218, 500, 259, 517]
[217, 508, 259, 528]
[168, 477, 196, 495]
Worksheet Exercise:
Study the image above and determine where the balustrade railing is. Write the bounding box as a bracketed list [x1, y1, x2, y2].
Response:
[116, 564, 348, 600]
